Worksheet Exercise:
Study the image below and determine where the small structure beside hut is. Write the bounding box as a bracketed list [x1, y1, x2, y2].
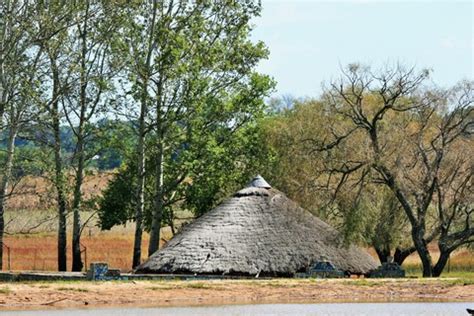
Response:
[295, 261, 345, 278]
[368, 257, 405, 278]
[135, 175, 378, 277]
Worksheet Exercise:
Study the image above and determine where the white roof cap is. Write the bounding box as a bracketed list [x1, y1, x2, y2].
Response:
[247, 175, 271, 189]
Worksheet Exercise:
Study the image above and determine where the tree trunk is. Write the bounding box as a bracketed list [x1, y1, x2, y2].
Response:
[132, 95, 146, 268]
[393, 228, 438, 266]
[51, 60, 68, 272]
[141, 0, 159, 260]
[71, 9, 89, 272]
[374, 245, 391, 264]
[53, 119, 68, 272]
[132, 196, 143, 268]
[412, 227, 433, 277]
[0, 0, 9, 134]
[71, 134, 84, 272]
[382, 170, 434, 277]
[432, 248, 451, 277]
[393, 246, 416, 265]
[148, 140, 164, 256]
[0, 126, 17, 270]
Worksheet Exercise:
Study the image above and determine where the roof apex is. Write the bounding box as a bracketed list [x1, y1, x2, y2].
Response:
[247, 174, 271, 189]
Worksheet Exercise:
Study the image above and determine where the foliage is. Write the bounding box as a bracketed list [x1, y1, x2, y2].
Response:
[98, 113, 274, 231]
[261, 65, 473, 277]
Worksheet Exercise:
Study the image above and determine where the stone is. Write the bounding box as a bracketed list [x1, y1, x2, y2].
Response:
[307, 261, 345, 278]
[86, 262, 109, 281]
[105, 269, 121, 279]
[368, 262, 405, 278]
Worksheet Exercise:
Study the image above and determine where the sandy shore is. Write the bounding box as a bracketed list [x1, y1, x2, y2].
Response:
[0, 278, 472, 311]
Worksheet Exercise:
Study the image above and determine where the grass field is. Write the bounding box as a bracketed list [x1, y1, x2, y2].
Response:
[2, 173, 473, 275]
[2, 172, 164, 272]
[3, 217, 473, 275]
[2, 224, 178, 272]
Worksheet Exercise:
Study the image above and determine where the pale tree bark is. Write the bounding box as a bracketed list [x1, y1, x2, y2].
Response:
[32, 0, 77, 272]
[148, 68, 164, 256]
[67, 0, 114, 271]
[0, 0, 39, 269]
[0, 0, 11, 132]
[132, 0, 157, 267]
[70, 1, 90, 272]
[0, 124, 17, 269]
[0, 1, 8, 269]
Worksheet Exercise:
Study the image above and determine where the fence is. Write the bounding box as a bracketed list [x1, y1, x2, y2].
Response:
[1, 242, 11, 270]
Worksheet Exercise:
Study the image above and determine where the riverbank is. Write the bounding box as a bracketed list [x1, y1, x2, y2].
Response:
[0, 278, 472, 311]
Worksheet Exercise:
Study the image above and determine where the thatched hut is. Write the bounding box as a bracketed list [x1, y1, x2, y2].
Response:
[135, 175, 377, 276]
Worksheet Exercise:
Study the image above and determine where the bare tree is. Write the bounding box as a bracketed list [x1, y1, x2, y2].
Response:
[431, 83, 473, 276]
[315, 64, 473, 276]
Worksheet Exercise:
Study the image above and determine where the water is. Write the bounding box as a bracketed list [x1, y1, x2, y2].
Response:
[2, 302, 472, 316]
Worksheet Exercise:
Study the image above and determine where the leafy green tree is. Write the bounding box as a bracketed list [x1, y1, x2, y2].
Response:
[62, 0, 123, 272]
[260, 98, 412, 263]
[30, 0, 77, 272]
[30, 0, 126, 271]
[112, 0, 273, 267]
[98, 99, 273, 266]
[0, 0, 40, 269]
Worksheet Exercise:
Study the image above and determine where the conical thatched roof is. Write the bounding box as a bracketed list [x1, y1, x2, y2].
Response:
[136, 176, 378, 276]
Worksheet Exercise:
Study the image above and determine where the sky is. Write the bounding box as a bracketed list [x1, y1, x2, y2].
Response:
[252, 0, 473, 98]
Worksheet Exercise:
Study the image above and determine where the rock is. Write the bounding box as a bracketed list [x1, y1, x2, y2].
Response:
[368, 262, 405, 278]
[86, 262, 109, 281]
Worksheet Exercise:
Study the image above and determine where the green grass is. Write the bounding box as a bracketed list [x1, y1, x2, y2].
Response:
[185, 282, 210, 289]
[264, 281, 299, 288]
[341, 279, 385, 287]
[404, 265, 474, 280]
[0, 286, 11, 295]
[57, 287, 89, 292]
[147, 285, 177, 291]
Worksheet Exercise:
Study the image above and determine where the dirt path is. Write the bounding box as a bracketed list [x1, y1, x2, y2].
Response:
[0, 278, 472, 311]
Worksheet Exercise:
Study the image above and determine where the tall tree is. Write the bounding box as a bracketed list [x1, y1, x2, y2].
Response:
[0, 0, 38, 269]
[32, 0, 78, 271]
[62, 0, 121, 272]
[118, 0, 272, 266]
[261, 67, 473, 276]
[315, 64, 473, 276]
[260, 98, 416, 264]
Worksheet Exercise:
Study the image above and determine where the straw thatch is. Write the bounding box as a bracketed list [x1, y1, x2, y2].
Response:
[136, 175, 378, 276]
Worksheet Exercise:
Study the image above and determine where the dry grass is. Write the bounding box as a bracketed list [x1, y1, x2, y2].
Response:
[2, 174, 472, 275]
[57, 286, 89, 292]
[2, 172, 176, 272]
[3, 225, 472, 274]
[6, 172, 114, 211]
[2, 226, 175, 272]
[403, 248, 474, 277]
